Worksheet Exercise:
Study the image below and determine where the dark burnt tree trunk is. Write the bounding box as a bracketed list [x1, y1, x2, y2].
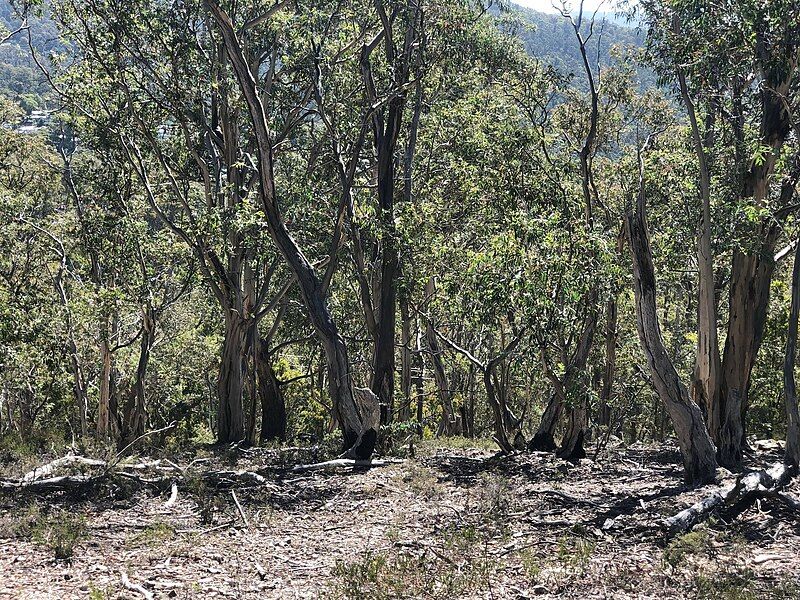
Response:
[259, 342, 286, 443]
[362, 4, 422, 426]
[530, 391, 563, 452]
[626, 137, 717, 485]
[120, 307, 155, 446]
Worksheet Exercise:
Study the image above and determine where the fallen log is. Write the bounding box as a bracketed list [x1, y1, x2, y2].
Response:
[663, 462, 795, 535]
[290, 458, 403, 473]
[19, 455, 106, 483]
[0, 474, 102, 491]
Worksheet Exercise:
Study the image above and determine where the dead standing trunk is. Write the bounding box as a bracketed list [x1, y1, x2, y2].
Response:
[626, 138, 717, 485]
[208, 2, 378, 458]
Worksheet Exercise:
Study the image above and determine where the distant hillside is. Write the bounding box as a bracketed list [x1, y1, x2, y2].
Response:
[0, 1, 59, 110]
[0, 0, 652, 113]
[504, 3, 653, 88]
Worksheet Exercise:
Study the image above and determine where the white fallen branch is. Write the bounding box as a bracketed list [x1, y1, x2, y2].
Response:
[20, 455, 106, 483]
[231, 490, 250, 528]
[121, 571, 154, 600]
[164, 482, 178, 508]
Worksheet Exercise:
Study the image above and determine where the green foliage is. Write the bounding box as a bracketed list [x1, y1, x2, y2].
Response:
[31, 510, 88, 560]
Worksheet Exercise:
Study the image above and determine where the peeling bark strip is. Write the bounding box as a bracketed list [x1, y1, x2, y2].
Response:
[626, 138, 717, 486]
[206, 2, 378, 459]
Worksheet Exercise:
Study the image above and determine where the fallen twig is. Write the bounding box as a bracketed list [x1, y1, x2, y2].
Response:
[231, 490, 250, 528]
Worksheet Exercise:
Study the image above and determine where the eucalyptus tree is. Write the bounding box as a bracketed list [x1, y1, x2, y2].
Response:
[43, 0, 307, 444]
[642, 0, 800, 467]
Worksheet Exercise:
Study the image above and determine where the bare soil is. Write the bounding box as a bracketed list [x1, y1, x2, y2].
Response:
[1, 441, 799, 599]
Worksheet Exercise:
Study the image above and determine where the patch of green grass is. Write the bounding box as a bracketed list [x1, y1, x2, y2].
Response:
[132, 520, 175, 546]
[520, 548, 542, 581]
[416, 436, 498, 456]
[395, 463, 441, 498]
[0, 502, 41, 539]
[663, 529, 713, 567]
[332, 522, 495, 599]
[556, 534, 595, 572]
[694, 570, 758, 600]
[31, 510, 88, 560]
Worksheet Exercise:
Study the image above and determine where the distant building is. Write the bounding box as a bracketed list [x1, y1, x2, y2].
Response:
[16, 109, 55, 134]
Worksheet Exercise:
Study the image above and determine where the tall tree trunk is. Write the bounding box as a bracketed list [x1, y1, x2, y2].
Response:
[217, 311, 246, 443]
[673, 37, 724, 446]
[96, 320, 112, 439]
[598, 297, 618, 427]
[715, 62, 793, 467]
[784, 238, 800, 467]
[718, 240, 777, 465]
[209, 3, 379, 458]
[627, 141, 717, 485]
[399, 297, 413, 422]
[368, 101, 402, 427]
[259, 343, 286, 443]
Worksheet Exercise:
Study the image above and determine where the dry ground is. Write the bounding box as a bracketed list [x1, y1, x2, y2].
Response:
[1, 440, 799, 599]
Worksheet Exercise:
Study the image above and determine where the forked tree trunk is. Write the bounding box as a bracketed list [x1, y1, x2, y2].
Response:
[259, 344, 286, 443]
[785, 238, 800, 468]
[718, 241, 777, 466]
[557, 307, 597, 459]
[120, 307, 155, 446]
[217, 311, 246, 443]
[209, 3, 379, 458]
[714, 66, 793, 467]
[627, 142, 717, 485]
